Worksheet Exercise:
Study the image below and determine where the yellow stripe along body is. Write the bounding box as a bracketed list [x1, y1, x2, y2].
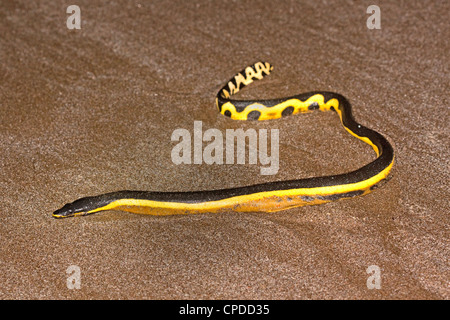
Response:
[53, 62, 394, 218]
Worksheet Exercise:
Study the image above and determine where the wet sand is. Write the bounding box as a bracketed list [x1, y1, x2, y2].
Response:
[0, 0, 448, 299]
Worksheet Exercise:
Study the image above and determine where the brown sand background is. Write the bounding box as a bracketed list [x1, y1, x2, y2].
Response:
[0, 0, 448, 299]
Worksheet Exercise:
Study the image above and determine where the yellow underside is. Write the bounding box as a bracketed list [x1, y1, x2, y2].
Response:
[83, 159, 393, 216]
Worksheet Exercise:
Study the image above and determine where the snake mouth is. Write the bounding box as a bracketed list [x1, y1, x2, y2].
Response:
[52, 210, 89, 218]
[52, 205, 87, 218]
[52, 209, 76, 218]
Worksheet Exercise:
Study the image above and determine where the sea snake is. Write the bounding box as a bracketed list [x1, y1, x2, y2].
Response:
[53, 62, 394, 218]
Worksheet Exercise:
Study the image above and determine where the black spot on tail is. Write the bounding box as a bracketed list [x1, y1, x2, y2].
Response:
[308, 102, 320, 110]
[247, 110, 261, 120]
[224, 110, 232, 117]
[281, 106, 294, 117]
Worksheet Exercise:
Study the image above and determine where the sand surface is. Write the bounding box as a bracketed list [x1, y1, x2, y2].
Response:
[0, 0, 448, 299]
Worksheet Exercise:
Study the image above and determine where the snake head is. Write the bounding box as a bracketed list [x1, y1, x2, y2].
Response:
[52, 196, 98, 218]
[53, 193, 116, 218]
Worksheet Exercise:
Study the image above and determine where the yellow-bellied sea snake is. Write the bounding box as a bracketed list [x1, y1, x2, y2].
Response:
[53, 62, 394, 218]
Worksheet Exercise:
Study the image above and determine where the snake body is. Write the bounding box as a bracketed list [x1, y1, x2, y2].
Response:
[53, 62, 394, 218]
